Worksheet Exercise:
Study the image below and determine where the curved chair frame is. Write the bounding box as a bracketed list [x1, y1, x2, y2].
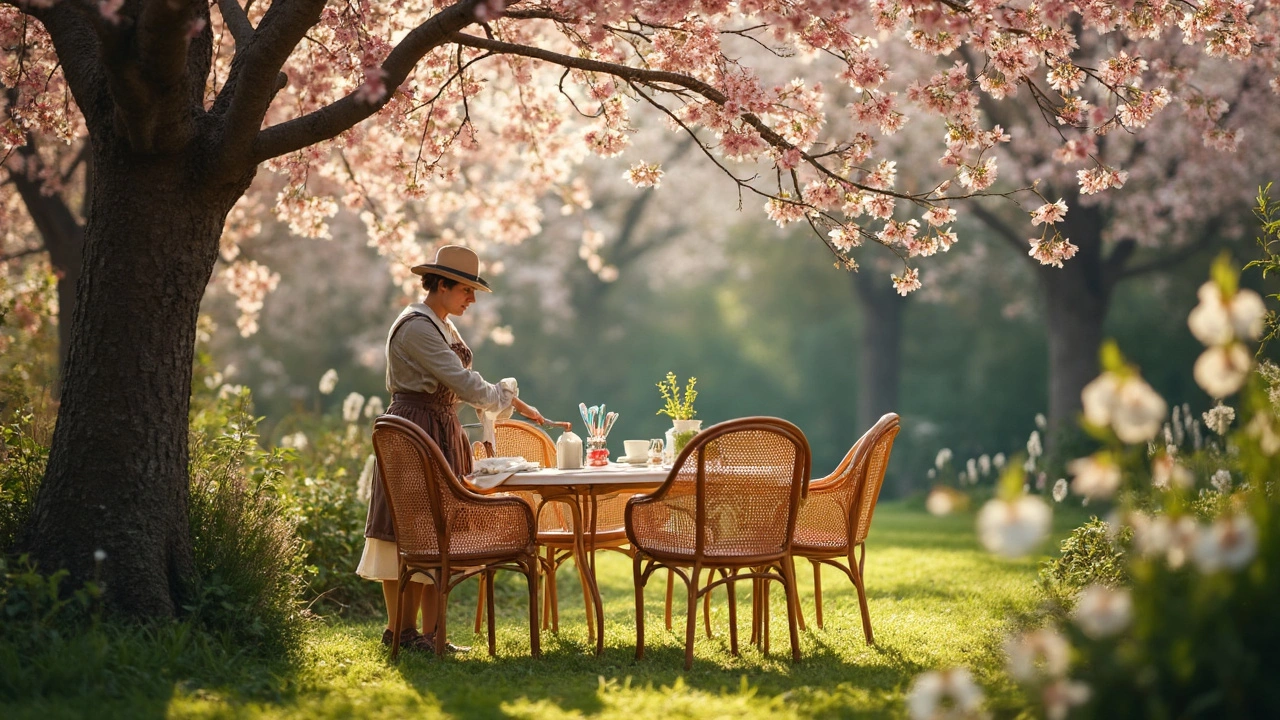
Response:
[626, 416, 811, 670]
[792, 413, 900, 643]
[372, 415, 541, 659]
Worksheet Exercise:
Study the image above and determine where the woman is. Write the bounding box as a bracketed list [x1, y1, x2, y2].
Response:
[356, 244, 550, 653]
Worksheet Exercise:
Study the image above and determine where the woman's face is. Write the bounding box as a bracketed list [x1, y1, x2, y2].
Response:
[436, 282, 477, 316]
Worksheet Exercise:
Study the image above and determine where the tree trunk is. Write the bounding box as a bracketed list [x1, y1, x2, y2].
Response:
[18, 145, 239, 619]
[852, 272, 904, 435]
[1037, 204, 1113, 441]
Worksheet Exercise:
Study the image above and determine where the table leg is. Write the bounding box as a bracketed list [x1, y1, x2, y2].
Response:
[559, 493, 596, 646]
[586, 488, 606, 656]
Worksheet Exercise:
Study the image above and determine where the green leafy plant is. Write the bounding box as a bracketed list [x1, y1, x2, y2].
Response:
[1038, 517, 1132, 610]
[656, 371, 698, 421]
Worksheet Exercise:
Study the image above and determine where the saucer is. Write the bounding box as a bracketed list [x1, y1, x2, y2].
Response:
[616, 455, 648, 464]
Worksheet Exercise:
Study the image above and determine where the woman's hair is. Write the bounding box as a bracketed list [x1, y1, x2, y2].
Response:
[422, 274, 459, 293]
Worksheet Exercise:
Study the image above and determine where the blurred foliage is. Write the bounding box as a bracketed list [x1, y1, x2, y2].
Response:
[1037, 517, 1132, 611]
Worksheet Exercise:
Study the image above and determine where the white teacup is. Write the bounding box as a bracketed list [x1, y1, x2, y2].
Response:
[623, 440, 648, 460]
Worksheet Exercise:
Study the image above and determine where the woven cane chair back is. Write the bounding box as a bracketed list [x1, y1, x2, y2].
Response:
[628, 417, 810, 561]
[372, 415, 533, 560]
[494, 421, 556, 466]
[791, 430, 871, 550]
[851, 415, 900, 546]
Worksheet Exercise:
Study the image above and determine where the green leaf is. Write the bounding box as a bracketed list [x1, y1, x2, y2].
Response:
[1099, 339, 1126, 374]
[1211, 252, 1238, 298]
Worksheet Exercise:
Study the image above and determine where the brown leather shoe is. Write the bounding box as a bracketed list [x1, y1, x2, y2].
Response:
[382, 628, 434, 653]
[422, 631, 471, 654]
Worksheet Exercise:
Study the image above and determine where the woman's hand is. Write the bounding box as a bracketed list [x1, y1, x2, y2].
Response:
[513, 398, 546, 425]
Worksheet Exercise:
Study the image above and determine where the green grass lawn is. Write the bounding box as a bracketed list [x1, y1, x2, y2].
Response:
[3, 502, 1085, 719]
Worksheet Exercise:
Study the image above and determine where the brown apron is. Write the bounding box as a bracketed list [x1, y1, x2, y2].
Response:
[364, 313, 475, 541]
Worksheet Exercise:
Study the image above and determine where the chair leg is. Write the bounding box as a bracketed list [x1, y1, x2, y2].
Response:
[526, 557, 542, 658]
[474, 572, 486, 634]
[390, 575, 408, 661]
[485, 568, 497, 656]
[794, 556, 807, 632]
[812, 559, 823, 630]
[684, 565, 701, 671]
[726, 569, 739, 656]
[435, 566, 450, 656]
[750, 575, 761, 647]
[852, 548, 874, 645]
[703, 588, 713, 639]
[633, 553, 646, 660]
[578, 551, 596, 644]
[664, 568, 674, 631]
[780, 558, 803, 662]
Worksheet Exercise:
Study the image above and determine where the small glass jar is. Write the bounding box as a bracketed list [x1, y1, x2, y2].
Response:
[586, 437, 610, 467]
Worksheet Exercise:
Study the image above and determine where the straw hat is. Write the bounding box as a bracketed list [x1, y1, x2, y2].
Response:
[411, 245, 492, 292]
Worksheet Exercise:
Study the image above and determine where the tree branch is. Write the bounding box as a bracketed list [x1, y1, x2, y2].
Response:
[968, 201, 1029, 254]
[249, 0, 487, 164]
[24, 2, 111, 130]
[447, 32, 927, 203]
[217, 0, 255, 45]
[1120, 227, 1221, 280]
[0, 245, 46, 263]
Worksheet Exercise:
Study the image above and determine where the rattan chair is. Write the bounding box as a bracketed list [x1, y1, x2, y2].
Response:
[371, 415, 541, 659]
[473, 420, 634, 640]
[791, 412, 899, 643]
[626, 416, 811, 670]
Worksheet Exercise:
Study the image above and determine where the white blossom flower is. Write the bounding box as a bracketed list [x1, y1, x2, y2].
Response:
[1194, 343, 1251, 398]
[1041, 679, 1092, 720]
[1068, 454, 1122, 500]
[281, 431, 309, 450]
[966, 457, 978, 480]
[1073, 585, 1132, 639]
[977, 496, 1052, 558]
[357, 454, 377, 503]
[1210, 469, 1232, 493]
[926, 487, 961, 516]
[1151, 455, 1193, 490]
[1193, 514, 1257, 572]
[342, 392, 364, 423]
[318, 368, 339, 395]
[935, 448, 953, 470]
[993, 453, 1006, 469]
[1027, 430, 1043, 459]
[1051, 478, 1069, 502]
[1004, 628, 1068, 681]
[93, 549, 107, 562]
[363, 395, 385, 418]
[1187, 282, 1267, 346]
[1201, 402, 1235, 435]
[1081, 371, 1167, 443]
[1035, 413, 1047, 430]
[978, 454, 991, 476]
[906, 667, 986, 720]
[1246, 413, 1280, 455]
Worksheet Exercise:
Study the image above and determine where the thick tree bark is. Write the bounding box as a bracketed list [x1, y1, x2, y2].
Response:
[1036, 203, 1114, 440]
[852, 272, 904, 436]
[18, 141, 243, 618]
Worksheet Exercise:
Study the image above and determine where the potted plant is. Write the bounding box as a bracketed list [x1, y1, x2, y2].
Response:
[657, 372, 700, 460]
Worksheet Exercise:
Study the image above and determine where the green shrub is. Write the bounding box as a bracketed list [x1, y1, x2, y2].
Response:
[186, 387, 307, 652]
[0, 403, 49, 555]
[1037, 517, 1131, 610]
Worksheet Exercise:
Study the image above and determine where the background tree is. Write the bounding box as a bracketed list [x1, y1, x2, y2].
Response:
[1, 0, 1275, 619]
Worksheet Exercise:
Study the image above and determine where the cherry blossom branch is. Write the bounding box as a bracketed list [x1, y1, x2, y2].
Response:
[448, 31, 936, 205]
[249, 0, 487, 164]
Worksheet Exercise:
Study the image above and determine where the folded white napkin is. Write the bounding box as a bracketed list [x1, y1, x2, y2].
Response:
[478, 378, 520, 447]
[473, 456, 541, 475]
